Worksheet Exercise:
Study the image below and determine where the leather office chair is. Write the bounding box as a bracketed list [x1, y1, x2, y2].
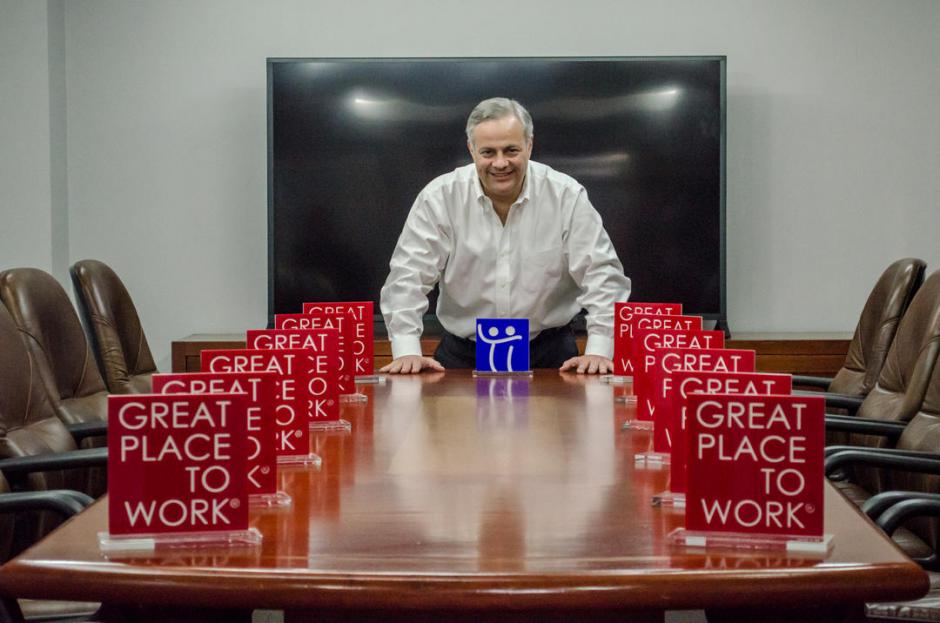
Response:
[0, 269, 109, 426]
[796, 257, 926, 397]
[824, 269, 940, 492]
[0, 302, 106, 541]
[70, 260, 155, 394]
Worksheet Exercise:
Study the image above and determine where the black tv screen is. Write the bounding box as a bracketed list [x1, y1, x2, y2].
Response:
[268, 57, 726, 332]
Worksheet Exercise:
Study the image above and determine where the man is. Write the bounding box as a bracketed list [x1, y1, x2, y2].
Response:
[380, 97, 630, 374]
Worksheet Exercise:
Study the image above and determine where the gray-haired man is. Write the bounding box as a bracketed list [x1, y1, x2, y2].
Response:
[380, 97, 631, 374]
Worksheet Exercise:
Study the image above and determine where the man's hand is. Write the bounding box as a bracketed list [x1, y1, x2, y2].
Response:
[380, 355, 445, 374]
[559, 354, 614, 375]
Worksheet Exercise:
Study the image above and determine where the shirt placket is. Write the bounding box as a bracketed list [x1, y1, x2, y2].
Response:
[495, 209, 512, 318]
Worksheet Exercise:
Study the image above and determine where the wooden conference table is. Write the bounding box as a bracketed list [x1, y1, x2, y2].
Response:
[0, 371, 928, 622]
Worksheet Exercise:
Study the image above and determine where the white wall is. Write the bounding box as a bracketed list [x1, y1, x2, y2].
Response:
[8, 0, 940, 370]
[0, 0, 54, 272]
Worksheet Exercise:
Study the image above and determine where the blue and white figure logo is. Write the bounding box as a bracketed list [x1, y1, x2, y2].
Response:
[475, 318, 529, 373]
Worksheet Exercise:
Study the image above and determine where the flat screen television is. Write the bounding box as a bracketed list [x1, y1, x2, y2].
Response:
[268, 56, 726, 334]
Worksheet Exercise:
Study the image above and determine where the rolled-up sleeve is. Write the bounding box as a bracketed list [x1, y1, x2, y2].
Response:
[380, 193, 452, 359]
[564, 188, 631, 358]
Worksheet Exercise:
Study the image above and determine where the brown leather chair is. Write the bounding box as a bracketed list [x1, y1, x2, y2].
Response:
[70, 260, 155, 394]
[0, 268, 109, 426]
[823, 269, 940, 494]
[0, 301, 95, 539]
[797, 257, 926, 396]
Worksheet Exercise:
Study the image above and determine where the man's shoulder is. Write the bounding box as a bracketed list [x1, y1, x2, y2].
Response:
[422, 163, 477, 197]
[528, 160, 584, 193]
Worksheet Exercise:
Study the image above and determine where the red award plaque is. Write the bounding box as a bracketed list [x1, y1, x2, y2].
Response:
[613, 302, 682, 377]
[275, 313, 354, 395]
[246, 329, 346, 432]
[664, 370, 792, 503]
[102, 393, 261, 552]
[201, 348, 318, 466]
[303, 301, 375, 378]
[670, 392, 827, 554]
[647, 348, 757, 455]
[631, 329, 725, 425]
[152, 371, 290, 508]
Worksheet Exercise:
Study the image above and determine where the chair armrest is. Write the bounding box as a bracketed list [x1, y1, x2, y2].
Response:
[792, 375, 833, 390]
[863, 491, 940, 521]
[0, 447, 108, 476]
[825, 447, 940, 477]
[66, 420, 107, 443]
[0, 489, 93, 517]
[877, 495, 940, 536]
[825, 442, 919, 458]
[824, 414, 906, 439]
[822, 393, 865, 413]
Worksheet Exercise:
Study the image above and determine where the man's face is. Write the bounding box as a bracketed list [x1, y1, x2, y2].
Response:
[467, 115, 532, 205]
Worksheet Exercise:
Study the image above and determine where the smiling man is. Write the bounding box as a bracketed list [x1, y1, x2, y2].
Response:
[380, 97, 631, 374]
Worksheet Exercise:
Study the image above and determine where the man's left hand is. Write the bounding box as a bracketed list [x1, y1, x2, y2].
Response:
[559, 355, 614, 375]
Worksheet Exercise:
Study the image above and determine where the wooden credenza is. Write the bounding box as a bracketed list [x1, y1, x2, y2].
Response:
[172, 331, 852, 376]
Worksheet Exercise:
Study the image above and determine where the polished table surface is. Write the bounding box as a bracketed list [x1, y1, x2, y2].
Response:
[0, 371, 928, 619]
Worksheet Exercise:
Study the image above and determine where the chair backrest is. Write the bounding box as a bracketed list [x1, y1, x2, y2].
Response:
[70, 260, 155, 394]
[848, 270, 940, 491]
[893, 366, 940, 558]
[830, 258, 926, 396]
[856, 269, 940, 426]
[0, 268, 108, 425]
[0, 303, 82, 540]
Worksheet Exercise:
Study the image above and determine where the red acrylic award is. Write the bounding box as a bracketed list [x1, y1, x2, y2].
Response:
[612, 302, 682, 379]
[201, 348, 319, 466]
[246, 329, 346, 432]
[152, 371, 290, 508]
[657, 369, 790, 506]
[629, 328, 725, 428]
[101, 393, 262, 553]
[274, 313, 356, 397]
[670, 392, 829, 554]
[303, 301, 376, 379]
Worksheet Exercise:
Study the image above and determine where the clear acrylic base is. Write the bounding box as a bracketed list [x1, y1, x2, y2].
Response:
[340, 393, 368, 403]
[309, 418, 351, 433]
[651, 490, 686, 508]
[667, 528, 833, 555]
[615, 394, 638, 404]
[98, 527, 262, 554]
[472, 370, 534, 377]
[599, 374, 631, 385]
[277, 453, 321, 468]
[635, 451, 671, 465]
[249, 491, 292, 508]
[355, 375, 386, 385]
[621, 419, 654, 431]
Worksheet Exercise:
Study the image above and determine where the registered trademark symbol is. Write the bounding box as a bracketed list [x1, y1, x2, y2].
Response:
[806, 504, 815, 514]
[230, 499, 241, 509]
[295, 430, 303, 438]
[328, 400, 335, 406]
[261, 467, 270, 474]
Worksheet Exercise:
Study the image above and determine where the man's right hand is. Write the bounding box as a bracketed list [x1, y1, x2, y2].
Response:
[380, 355, 445, 374]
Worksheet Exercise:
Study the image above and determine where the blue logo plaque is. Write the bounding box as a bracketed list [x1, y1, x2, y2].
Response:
[475, 318, 529, 373]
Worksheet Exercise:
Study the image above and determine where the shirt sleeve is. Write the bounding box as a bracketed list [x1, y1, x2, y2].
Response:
[380, 191, 452, 360]
[564, 188, 631, 359]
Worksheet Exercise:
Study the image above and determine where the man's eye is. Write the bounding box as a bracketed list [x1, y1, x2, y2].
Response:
[481, 151, 494, 157]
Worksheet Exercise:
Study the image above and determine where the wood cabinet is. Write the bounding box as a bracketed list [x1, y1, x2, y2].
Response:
[172, 332, 852, 376]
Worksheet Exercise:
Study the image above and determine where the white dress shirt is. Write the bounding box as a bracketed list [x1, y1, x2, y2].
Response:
[380, 160, 631, 360]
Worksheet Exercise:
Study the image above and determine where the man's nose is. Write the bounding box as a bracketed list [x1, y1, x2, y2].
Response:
[493, 154, 508, 169]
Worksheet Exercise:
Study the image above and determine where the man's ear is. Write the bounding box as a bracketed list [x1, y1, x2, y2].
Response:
[526, 137, 534, 156]
[467, 139, 474, 157]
